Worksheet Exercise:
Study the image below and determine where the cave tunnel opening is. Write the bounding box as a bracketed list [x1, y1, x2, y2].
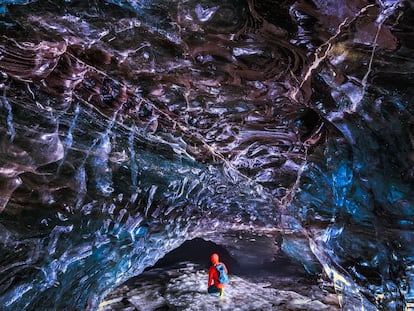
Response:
[100, 237, 335, 311]
[150, 238, 240, 273]
[149, 237, 311, 281]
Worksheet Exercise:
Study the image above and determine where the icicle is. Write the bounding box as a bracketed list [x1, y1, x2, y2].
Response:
[81, 112, 118, 197]
[1, 87, 16, 142]
[57, 103, 80, 174]
[128, 125, 138, 188]
[93, 133, 114, 196]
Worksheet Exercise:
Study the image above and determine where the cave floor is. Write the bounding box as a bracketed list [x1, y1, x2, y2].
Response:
[99, 262, 340, 311]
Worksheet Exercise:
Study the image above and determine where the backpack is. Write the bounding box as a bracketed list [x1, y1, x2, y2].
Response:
[216, 263, 229, 284]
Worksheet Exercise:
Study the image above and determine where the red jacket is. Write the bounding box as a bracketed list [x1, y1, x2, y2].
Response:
[208, 262, 228, 289]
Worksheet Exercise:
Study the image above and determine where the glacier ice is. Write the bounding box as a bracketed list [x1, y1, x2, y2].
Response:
[0, 0, 413, 310]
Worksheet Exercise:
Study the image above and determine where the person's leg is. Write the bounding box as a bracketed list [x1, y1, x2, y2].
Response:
[219, 288, 224, 297]
[208, 285, 220, 296]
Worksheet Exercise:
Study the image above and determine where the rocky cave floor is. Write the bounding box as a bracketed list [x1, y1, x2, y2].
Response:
[99, 262, 340, 311]
[99, 240, 340, 311]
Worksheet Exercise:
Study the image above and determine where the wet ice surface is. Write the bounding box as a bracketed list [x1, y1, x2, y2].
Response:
[0, 0, 414, 310]
[100, 262, 339, 311]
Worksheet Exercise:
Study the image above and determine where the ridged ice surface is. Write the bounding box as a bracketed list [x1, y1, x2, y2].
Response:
[0, 0, 413, 310]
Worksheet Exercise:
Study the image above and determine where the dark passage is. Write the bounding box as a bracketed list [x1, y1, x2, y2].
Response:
[151, 237, 310, 280]
[151, 238, 239, 271]
[101, 238, 335, 310]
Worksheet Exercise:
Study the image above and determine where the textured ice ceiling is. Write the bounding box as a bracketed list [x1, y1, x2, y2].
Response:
[0, 0, 413, 310]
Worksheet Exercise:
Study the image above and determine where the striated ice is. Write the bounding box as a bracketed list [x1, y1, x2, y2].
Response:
[0, 0, 413, 310]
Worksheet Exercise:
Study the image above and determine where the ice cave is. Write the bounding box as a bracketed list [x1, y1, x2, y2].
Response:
[0, 0, 413, 310]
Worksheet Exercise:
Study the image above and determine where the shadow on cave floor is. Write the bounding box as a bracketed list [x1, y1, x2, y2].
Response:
[100, 238, 340, 310]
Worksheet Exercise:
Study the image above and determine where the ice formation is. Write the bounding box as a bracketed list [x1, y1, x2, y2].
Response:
[0, 0, 413, 310]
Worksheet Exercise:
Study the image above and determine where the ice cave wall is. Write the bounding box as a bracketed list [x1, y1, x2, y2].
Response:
[0, 0, 413, 310]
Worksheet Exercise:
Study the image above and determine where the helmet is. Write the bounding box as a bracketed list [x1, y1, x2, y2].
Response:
[211, 253, 219, 265]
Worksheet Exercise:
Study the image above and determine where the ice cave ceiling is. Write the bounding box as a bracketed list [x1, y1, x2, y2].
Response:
[0, 0, 413, 310]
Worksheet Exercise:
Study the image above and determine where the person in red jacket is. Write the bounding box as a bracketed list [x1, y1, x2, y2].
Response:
[207, 253, 228, 297]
